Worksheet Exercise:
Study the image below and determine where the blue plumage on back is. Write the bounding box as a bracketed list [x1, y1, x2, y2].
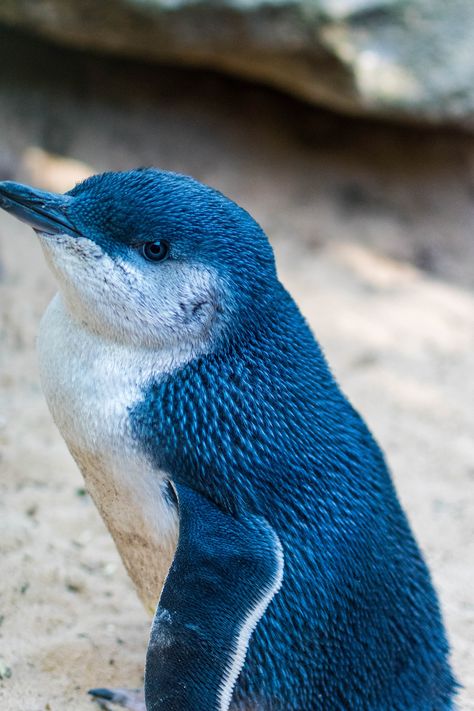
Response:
[132, 278, 455, 709]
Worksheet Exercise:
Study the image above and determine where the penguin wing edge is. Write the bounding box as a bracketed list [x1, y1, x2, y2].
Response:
[144, 483, 284, 711]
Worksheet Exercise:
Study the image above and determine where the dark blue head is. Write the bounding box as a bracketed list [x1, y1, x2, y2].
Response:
[0, 169, 277, 349]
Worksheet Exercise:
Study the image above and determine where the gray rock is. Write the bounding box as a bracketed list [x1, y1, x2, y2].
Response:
[1, 0, 473, 128]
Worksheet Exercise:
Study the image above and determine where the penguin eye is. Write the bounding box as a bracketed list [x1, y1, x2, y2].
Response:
[142, 240, 170, 262]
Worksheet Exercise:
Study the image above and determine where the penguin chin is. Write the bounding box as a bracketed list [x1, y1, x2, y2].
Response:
[38, 230, 104, 259]
[37, 232, 225, 353]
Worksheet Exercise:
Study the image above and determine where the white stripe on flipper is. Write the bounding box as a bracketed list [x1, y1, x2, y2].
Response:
[217, 530, 285, 711]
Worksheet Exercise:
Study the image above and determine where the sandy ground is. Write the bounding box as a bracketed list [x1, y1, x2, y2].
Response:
[0, 28, 473, 711]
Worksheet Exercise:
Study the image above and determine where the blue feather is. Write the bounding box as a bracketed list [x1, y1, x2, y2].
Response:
[128, 230, 456, 708]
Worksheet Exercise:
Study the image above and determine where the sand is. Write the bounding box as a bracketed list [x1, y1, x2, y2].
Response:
[0, 28, 473, 711]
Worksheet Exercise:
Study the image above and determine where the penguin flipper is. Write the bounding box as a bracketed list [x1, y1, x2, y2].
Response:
[144, 483, 284, 711]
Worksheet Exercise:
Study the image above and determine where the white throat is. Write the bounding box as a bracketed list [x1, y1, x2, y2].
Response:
[37, 293, 201, 612]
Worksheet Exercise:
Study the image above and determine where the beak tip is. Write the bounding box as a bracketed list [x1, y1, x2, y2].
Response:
[0, 181, 78, 237]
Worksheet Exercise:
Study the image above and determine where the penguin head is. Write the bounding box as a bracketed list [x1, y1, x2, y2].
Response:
[0, 169, 276, 349]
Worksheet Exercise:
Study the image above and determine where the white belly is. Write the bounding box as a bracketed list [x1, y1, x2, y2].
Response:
[37, 294, 181, 613]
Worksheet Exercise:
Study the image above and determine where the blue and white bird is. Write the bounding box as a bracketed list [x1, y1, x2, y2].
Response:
[0, 170, 456, 710]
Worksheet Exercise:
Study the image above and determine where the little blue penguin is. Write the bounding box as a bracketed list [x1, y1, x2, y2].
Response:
[0, 170, 457, 711]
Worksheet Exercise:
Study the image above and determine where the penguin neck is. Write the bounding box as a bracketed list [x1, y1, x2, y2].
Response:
[51, 291, 214, 374]
[130, 283, 334, 517]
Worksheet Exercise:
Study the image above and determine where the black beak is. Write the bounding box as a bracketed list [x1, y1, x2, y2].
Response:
[0, 181, 80, 237]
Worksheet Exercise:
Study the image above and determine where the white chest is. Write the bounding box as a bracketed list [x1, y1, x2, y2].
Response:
[37, 294, 181, 612]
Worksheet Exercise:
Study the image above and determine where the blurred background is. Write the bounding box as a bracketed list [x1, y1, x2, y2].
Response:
[0, 2, 473, 709]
